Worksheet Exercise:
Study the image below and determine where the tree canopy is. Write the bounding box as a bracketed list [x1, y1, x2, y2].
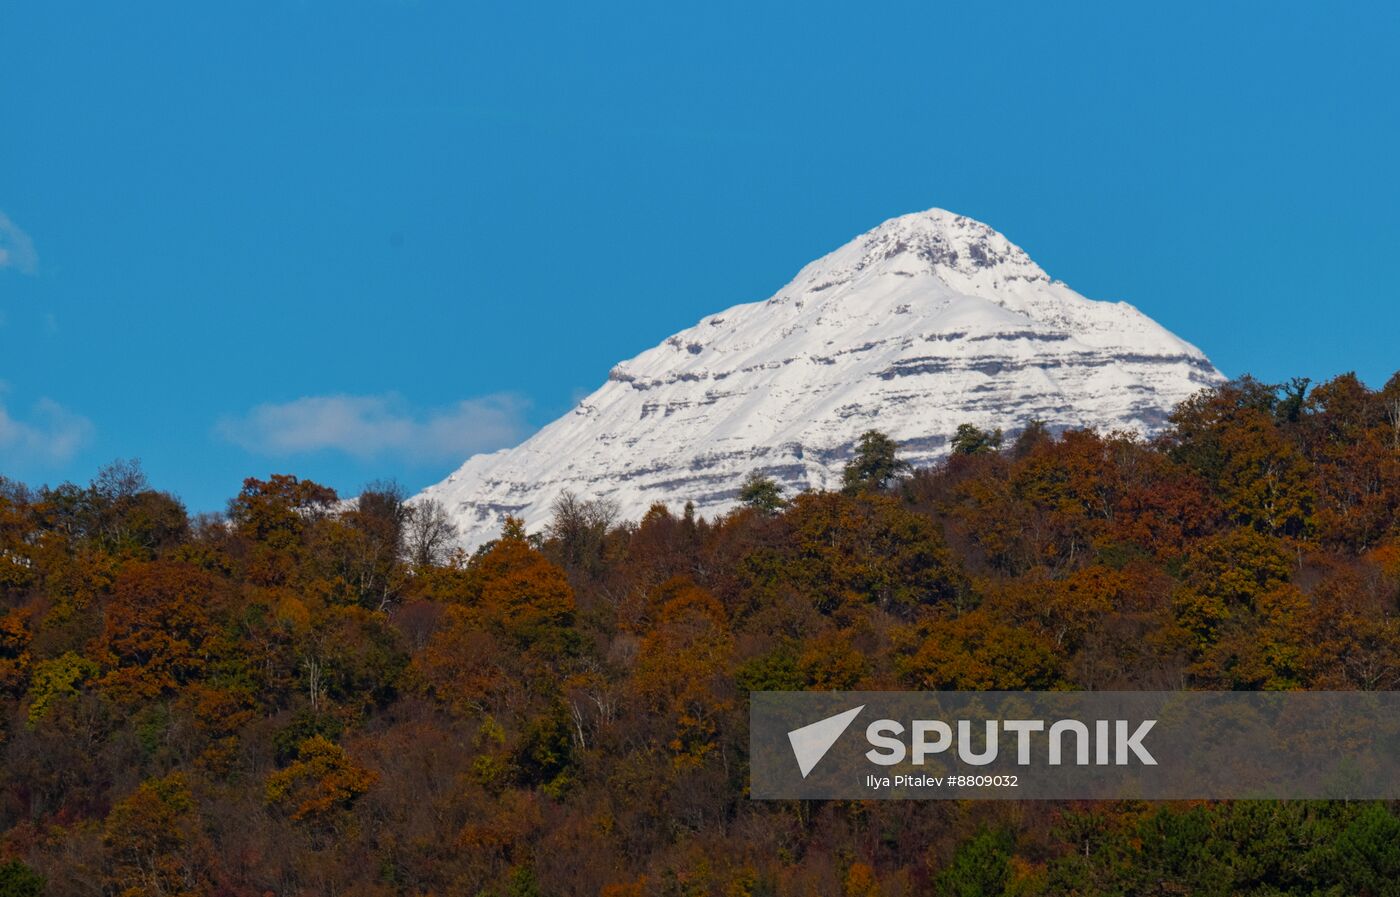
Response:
[0, 374, 1398, 894]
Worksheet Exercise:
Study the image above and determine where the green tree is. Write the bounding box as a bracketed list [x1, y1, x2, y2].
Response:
[506, 865, 543, 897]
[841, 430, 910, 493]
[1275, 376, 1311, 424]
[1325, 802, 1400, 894]
[739, 473, 787, 514]
[936, 827, 1014, 897]
[0, 860, 44, 897]
[951, 423, 1004, 455]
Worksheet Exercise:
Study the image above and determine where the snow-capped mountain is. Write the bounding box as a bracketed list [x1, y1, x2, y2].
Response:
[420, 209, 1224, 549]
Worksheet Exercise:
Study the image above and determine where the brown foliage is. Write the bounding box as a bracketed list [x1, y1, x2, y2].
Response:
[0, 374, 1398, 893]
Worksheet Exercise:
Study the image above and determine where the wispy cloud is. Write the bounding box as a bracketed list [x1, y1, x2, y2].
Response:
[0, 212, 37, 275]
[0, 389, 94, 466]
[216, 393, 530, 463]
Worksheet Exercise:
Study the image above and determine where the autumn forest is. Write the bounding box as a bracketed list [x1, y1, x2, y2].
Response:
[4, 373, 1400, 896]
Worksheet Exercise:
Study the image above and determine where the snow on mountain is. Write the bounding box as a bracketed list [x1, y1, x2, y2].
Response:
[419, 209, 1224, 549]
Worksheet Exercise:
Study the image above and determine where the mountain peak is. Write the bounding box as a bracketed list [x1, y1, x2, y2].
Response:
[780, 209, 1050, 310]
[420, 209, 1223, 548]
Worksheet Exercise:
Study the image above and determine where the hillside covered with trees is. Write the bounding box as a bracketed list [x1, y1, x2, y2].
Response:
[3, 373, 1400, 896]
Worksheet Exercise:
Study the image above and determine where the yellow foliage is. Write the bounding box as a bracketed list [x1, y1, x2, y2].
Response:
[265, 735, 378, 822]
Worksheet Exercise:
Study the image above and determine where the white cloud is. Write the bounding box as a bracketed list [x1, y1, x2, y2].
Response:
[0, 391, 94, 466]
[216, 393, 530, 463]
[0, 212, 37, 275]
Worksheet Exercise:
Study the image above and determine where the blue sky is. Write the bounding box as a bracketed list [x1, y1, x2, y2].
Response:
[1, 1, 1397, 511]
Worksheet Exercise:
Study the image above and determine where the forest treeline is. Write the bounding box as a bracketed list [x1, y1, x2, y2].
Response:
[3, 373, 1400, 896]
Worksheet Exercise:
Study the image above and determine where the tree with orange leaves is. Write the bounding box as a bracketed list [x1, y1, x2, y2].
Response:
[896, 608, 1063, 690]
[101, 773, 212, 897]
[468, 518, 576, 648]
[94, 560, 224, 703]
[630, 578, 734, 769]
[0, 610, 31, 698]
[411, 518, 577, 723]
[265, 735, 377, 824]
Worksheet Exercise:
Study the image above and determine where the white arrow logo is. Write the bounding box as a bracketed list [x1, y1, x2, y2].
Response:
[787, 705, 865, 778]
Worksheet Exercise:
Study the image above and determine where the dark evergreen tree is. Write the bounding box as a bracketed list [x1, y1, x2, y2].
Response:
[935, 827, 1014, 897]
[739, 472, 787, 514]
[951, 422, 1004, 455]
[841, 429, 910, 493]
[1275, 376, 1311, 424]
[0, 860, 44, 897]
